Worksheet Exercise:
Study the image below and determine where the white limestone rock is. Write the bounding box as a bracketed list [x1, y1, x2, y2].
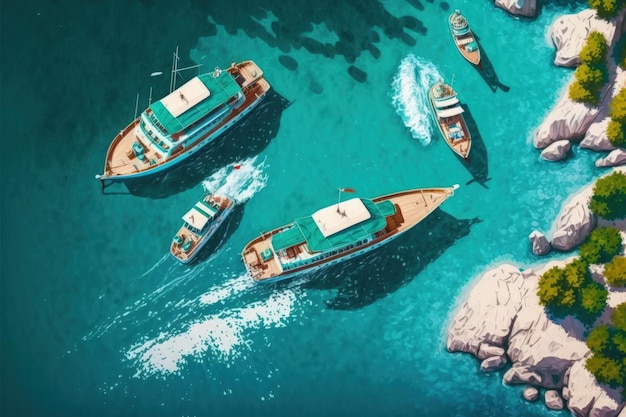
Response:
[551, 189, 596, 251]
[567, 359, 625, 417]
[503, 365, 543, 386]
[481, 355, 508, 372]
[506, 304, 588, 388]
[523, 386, 539, 402]
[541, 139, 571, 161]
[529, 231, 551, 256]
[534, 93, 599, 149]
[477, 343, 506, 360]
[581, 117, 617, 151]
[596, 149, 626, 167]
[550, 9, 625, 68]
[447, 264, 525, 355]
[495, 0, 536, 17]
[545, 390, 564, 410]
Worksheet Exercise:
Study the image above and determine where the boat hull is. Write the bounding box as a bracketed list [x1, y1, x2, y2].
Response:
[97, 61, 270, 182]
[98, 95, 266, 182]
[242, 187, 458, 283]
[428, 86, 472, 160]
[449, 15, 481, 66]
[171, 197, 235, 264]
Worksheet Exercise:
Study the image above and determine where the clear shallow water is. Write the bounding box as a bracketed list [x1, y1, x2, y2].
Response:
[1, 0, 599, 416]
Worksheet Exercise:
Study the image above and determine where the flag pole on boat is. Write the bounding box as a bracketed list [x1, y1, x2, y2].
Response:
[336, 188, 356, 213]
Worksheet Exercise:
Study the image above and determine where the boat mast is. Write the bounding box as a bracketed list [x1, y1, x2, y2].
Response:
[169, 46, 204, 93]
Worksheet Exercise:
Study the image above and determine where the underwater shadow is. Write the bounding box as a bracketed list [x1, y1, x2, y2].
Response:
[117, 89, 291, 199]
[189, 203, 246, 265]
[462, 105, 491, 188]
[190, 0, 429, 82]
[298, 210, 481, 310]
[474, 35, 510, 93]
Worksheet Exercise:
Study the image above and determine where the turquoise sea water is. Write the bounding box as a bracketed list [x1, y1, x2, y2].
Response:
[1, 1, 604, 416]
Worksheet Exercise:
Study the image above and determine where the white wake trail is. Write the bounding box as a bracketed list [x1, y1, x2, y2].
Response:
[390, 54, 442, 145]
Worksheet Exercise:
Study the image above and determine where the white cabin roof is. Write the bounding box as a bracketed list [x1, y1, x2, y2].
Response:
[434, 97, 459, 108]
[161, 77, 211, 118]
[312, 198, 371, 238]
[183, 207, 209, 230]
[436, 107, 464, 118]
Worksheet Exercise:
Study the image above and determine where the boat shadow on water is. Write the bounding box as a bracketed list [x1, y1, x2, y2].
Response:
[461, 105, 491, 188]
[105, 89, 292, 199]
[293, 210, 481, 310]
[474, 35, 510, 94]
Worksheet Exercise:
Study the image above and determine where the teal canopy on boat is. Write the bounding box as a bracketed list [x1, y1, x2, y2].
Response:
[148, 71, 241, 134]
[270, 199, 395, 253]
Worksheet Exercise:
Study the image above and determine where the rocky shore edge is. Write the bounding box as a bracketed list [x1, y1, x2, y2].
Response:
[446, 5, 626, 417]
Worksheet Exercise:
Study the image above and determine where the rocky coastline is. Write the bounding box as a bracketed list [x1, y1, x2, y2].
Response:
[446, 6, 626, 417]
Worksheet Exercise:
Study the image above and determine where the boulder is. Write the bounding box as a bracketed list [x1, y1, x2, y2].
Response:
[545, 390, 564, 410]
[506, 304, 588, 388]
[495, 0, 536, 17]
[523, 386, 539, 402]
[550, 9, 626, 68]
[477, 343, 506, 360]
[529, 231, 550, 256]
[596, 149, 626, 167]
[567, 359, 625, 417]
[541, 139, 571, 161]
[581, 117, 617, 151]
[533, 94, 599, 149]
[481, 355, 507, 372]
[447, 264, 525, 355]
[551, 190, 596, 251]
[503, 365, 543, 385]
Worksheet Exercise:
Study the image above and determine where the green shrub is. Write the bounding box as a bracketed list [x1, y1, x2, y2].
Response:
[574, 63, 605, 87]
[613, 303, 626, 331]
[581, 282, 609, 316]
[588, 324, 612, 354]
[537, 266, 566, 307]
[585, 354, 623, 387]
[569, 80, 599, 105]
[605, 256, 626, 286]
[580, 32, 608, 65]
[610, 88, 626, 124]
[579, 226, 623, 264]
[588, 0, 626, 19]
[613, 331, 626, 355]
[607, 120, 626, 147]
[537, 259, 600, 321]
[589, 172, 626, 220]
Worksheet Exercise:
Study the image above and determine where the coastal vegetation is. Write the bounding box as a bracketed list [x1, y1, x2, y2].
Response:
[569, 31, 608, 105]
[589, 171, 626, 220]
[579, 226, 623, 264]
[604, 256, 626, 286]
[587, 0, 626, 19]
[585, 302, 626, 390]
[608, 88, 626, 147]
[537, 258, 608, 323]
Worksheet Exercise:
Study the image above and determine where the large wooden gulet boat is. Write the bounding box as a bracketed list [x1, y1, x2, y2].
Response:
[242, 186, 459, 283]
[429, 79, 472, 160]
[449, 10, 481, 66]
[95, 60, 270, 184]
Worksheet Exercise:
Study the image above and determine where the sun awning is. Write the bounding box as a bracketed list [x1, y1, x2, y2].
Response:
[161, 77, 211, 118]
[434, 97, 459, 108]
[182, 207, 210, 230]
[195, 201, 217, 218]
[312, 198, 371, 238]
[436, 107, 464, 118]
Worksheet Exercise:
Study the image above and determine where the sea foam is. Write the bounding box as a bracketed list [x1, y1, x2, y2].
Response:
[201, 155, 268, 204]
[125, 289, 298, 378]
[390, 54, 442, 145]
